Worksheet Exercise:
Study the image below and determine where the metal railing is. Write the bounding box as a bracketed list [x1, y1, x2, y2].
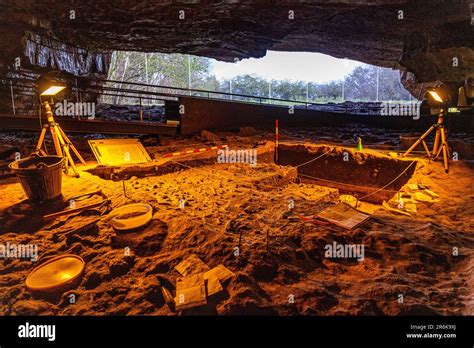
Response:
[1, 69, 426, 121]
[98, 78, 385, 112]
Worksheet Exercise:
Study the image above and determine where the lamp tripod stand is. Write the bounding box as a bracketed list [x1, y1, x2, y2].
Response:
[35, 101, 86, 177]
[402, 110, 450, 173]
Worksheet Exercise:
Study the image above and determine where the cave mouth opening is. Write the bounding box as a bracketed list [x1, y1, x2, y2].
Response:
[103, 50, 414, 106]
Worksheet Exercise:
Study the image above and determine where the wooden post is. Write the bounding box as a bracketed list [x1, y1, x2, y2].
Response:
[238, 229, 243, 257]
[266, 229, 269, 254]
[139, 97, 143, 122]
[275, 119, 279, 165]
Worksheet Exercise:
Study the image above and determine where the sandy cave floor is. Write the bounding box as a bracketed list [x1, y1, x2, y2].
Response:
[0, 126, 473, 316]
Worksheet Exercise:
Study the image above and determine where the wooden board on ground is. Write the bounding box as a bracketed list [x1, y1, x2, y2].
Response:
[317, 202, 370, 230]
[174, 273, 207, 310]
[88, 139, 151, 166]
[205, 275, 223, 297]
[204, 264, 235, 284]
[175, 255, 210, 276]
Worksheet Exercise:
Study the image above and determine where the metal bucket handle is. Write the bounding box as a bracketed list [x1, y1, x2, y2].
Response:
[29, 153, 65, 171]
[35, 162, 49, 171]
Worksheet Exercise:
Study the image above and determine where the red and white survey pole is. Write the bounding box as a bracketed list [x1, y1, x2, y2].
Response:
[275, 119, 279, 165]
[163, 144, 228, 158]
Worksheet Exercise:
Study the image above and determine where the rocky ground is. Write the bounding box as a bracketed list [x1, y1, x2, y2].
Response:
[95, 103, 166, 123]
[0, 126, 473, 315]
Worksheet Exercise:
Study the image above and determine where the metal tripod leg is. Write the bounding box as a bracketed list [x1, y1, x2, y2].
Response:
[421, 140, 431, 160]
[431, 127, 450, 173]
[53, 124, 80, 177]
[403, 125, 435, 158]
[57, 126, 86, 165]
[49, 124, 63, 157]
[440, 127, 449, 173]
[35, 126, 48, 155]
[432, 128, 440, 157]
[36, 101, 84, 178]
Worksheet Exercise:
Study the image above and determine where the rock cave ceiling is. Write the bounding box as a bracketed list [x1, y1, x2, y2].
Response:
[0, 0, 473, 89]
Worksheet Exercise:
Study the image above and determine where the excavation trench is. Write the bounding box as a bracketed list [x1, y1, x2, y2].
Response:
[278, 143, 416, 204]
[86, 141, 415, 204]
[3, 137, 472, 317]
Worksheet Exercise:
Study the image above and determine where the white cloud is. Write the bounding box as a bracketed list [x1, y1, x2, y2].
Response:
[210, 51, 363, 83]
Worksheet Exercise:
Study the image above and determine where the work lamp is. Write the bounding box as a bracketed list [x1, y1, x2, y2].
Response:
[34, 77, 85, 177]
[40, 85, 66, 96]
[425, 88, 448, 108]
[37, 75, 66, 99]
[403, 85, 451, 173]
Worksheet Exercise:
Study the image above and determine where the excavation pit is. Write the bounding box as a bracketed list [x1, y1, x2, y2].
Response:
[85, 141, 415, 205]
[1, 133, 472, 317]
[278, 143, 417, 204]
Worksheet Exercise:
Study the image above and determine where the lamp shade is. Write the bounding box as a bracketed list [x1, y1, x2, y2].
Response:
[40, 85, 66, 96]
[427, 90, 443, 103]
[425, 87, 448, 108]
[36, 75, 67, 97]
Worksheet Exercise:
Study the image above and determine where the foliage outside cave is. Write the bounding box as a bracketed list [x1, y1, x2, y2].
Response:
[104, 51, 413, 105]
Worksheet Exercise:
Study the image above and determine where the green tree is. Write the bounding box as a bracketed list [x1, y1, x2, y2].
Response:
[105, 51, 412, 105]
[313, 81, 341, 102]
[105, 51, 213, 103]
[343, 65, 412, 101]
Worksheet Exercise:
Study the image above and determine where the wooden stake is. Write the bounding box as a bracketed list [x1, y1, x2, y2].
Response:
[275, 119, 279, 164]
[266, 229, 269, 254]
[238, 229, 243, 255]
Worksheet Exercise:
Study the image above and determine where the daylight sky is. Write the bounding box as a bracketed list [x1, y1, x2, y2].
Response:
[211, 51, 363, 83]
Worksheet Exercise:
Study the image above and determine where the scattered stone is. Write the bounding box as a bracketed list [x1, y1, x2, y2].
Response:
[12, 300, 56, 315]
[200, 130, 220, 142]
[109, 260, 130, 278]
[239, 127, 259, 136]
